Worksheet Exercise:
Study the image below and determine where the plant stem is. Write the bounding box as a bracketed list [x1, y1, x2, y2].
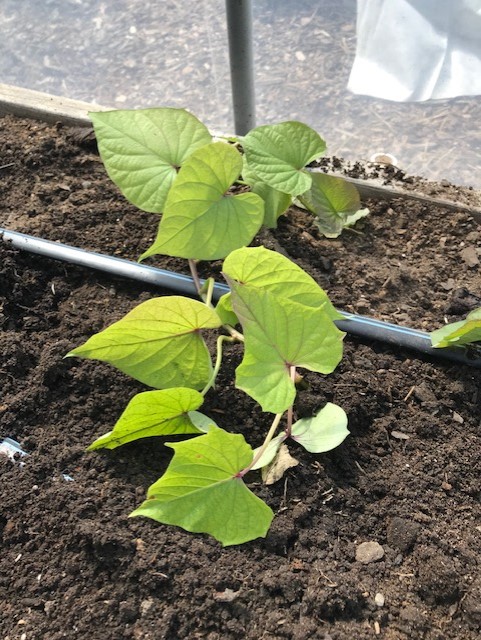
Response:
[204, 277, 215, 308]
[201, 335, 234, 396]
[285, 366, 297, 437]
[188, 258, 244, 342]
[237, 412, 284, 478]
[188, 259, 203, 296]
[224, 324, 245, 342]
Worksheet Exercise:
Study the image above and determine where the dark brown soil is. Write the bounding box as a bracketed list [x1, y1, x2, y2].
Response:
[1, 115, 481, 640]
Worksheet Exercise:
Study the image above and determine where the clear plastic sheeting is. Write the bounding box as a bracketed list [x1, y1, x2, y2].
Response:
[1, 0, 481, 185]
[0, 437, 28, 462]
[348, 0, 481, 101]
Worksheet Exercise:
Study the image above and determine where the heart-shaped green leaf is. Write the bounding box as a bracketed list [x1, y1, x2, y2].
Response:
[251, 182, 292, 228]
[242, 156, 291, 227]
[90, 108, 212, 212]
[130, 427, 274, 546]
[67, 296, 222, 390]
[88, 387, 205, 450]
[140, 142, 264, 261]
[431, 307, 481, 348]
[242, 121, 326, 196]
[299, 173, 368, 238]
[291, 403, 349, 453]
[223, 245, 343, 320]
[226, 279, 344, 413]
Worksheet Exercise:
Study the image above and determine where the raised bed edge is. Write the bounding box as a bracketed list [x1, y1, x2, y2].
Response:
[1, 82, 480, 222]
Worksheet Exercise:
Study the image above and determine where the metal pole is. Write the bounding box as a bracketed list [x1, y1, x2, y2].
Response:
[225, 0, 256, 134]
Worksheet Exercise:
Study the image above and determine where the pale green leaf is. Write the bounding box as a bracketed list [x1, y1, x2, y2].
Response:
[130, 427, 274, 546]
[431, 307, 481, 348]
[299, 173, 367, 238]
[251, 433, 286, 470]
[251, 182, 292, 228]
[226, 279, 344, 413]
[140, 142, 264, 260]
[188, 410, 219, 433]
[345, 208, 370, 228]
[67, 296, 222, 390]
[215, 293, 239, 327]
[88, 387, 204, 450]
[223, 246, 343, 320]
[90, 108, 211, 213]
[242, 156, 291, 227]
[242, 121, 326, 196]
[291, 403, 349, 453]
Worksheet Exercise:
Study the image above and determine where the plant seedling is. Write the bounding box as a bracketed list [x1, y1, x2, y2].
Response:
[431, 307, 481, 357]
[67, 107, 355, 545]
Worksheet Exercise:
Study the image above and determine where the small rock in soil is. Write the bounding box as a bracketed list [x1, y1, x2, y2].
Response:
[386, 516, 420, 552]
[140, 598, 154, 616]
[355, 541, 384, 564]
[118, 598, 138, 622]
[213, 588, 240, 602]
[43, 600, 56, 616]
[416, 551, 460, 604]
[446, 287, 481, 315]
[399, 603, 427, 630]
[461, 246, 479, 268]
[374, 592, 385, 607]
[413, 383, 437, 404]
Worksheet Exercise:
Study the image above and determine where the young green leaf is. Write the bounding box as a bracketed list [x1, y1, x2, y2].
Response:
[298, 173, 368, 238]
[242, 121, 326, 196]
[242, 156, 292, 227]
[251, 182, 292, 228]
[431, 307, 481, 348]
[251, 403, 349, 468]
[140, 142, 264, 261]
[226, 278, 344, 413]
[188, 410, 219, 433]
[251, 433, 286, 470]
[223, 245, 343, 320]
[67, 296, 222, 390]
[215, 293, 239, 327]
[291, 403, 349, 453]
[344, 207, 370, 229]
[90, 108, 211, 213]
[130, 427, 274, 546]
[88, 387, 205, 450]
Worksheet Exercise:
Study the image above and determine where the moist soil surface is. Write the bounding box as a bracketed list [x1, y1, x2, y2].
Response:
[1, 115, 481, 640]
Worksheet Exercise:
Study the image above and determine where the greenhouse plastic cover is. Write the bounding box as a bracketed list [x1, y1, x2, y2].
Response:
[348, 0, 481, 101]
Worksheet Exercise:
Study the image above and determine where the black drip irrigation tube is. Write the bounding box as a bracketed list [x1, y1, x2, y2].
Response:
[2, 227, 481, 370]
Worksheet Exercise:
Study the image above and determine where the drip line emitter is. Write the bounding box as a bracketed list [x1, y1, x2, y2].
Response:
[2, 227, 481, 370]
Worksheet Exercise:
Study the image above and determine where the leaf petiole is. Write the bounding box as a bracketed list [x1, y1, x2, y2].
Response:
[201, 334, 235, 396]
[189, 258, 244, 343]
[188, 258, 203, 297]
[203, 277, 215, 308]
[237, 412, 284, 478]
[285, 365, 297, 437]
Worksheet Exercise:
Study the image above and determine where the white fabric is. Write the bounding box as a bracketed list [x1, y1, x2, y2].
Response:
[347, 0, 481, 101]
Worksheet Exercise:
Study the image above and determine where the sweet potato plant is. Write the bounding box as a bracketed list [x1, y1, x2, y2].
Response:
[68, 108, 359, 545]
